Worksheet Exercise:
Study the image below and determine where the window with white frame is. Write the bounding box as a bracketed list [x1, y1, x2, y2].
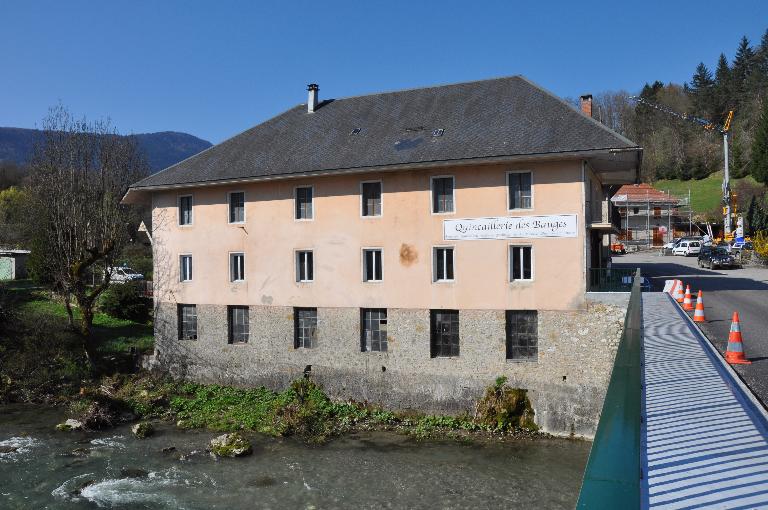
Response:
[294, 307, 317, 348]
[177, 304, 197, 340]
[180, 255, 192, 282]
[363, 249, 382, 282]
[229, 192, 245, 223]
[361, 308, 387, 352]
[296, 250, 314, 282]
[295, 186, 313, 220]
[509, 246, 533, 281]
[230, 253, 245, 282]
[508, 172, 532, 209]
[431, 176, 454, 213]
[179, 195, 193, 225]
[433, 247, 454, 282]
[361, 181, 382, 217]
[228, 305, 249, 344]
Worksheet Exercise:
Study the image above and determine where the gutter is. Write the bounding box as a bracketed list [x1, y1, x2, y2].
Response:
[121, 147, 642, 204]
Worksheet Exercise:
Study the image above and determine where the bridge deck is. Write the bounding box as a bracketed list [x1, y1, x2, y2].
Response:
[642, 292, 768, 509]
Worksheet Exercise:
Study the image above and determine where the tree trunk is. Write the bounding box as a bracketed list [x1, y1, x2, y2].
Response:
[76, 295, 96, 367]
[63, 293, 75, 330]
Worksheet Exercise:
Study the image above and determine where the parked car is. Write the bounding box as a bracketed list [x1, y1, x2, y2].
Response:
[108, 266, 144, 282]
[672, 240, 701, 256]
[697, 246, 737, 269]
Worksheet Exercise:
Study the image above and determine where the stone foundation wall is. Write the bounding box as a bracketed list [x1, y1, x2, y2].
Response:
[151, 301, 625, 437]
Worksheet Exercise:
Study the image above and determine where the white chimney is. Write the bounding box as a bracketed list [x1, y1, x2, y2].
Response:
[307, 83, 319, 113]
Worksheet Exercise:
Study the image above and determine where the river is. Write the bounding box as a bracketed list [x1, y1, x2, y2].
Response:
[0, 404, 590, 509]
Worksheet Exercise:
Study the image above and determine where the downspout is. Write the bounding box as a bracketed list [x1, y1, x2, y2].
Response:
[581, 160, 588, 300]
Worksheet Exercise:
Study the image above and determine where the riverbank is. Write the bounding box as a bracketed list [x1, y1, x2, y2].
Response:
[58, 372, 542, 444]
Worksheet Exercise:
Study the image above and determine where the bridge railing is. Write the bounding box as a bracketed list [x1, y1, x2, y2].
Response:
[576, 268, 642, 509]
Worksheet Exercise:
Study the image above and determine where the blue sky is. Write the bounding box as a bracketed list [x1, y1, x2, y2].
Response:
[1, 1, 766, 144]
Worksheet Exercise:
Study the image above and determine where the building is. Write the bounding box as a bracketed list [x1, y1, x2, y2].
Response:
[0, 249, 29, 280]
[611, 184, 685, 247]
[123, 77, 642, 436]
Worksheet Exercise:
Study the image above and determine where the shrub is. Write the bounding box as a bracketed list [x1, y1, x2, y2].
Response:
[99, 282, 150, 322]
[474, 376, 537, 432]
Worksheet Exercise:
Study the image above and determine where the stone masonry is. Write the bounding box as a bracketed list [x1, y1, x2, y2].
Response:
[151, 300, 626, 437]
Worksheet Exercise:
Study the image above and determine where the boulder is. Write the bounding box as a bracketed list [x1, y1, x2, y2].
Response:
[131, 422, 154, 439]
[0, 446, 18, 454]
[207, 432, 252, 458]
[120, 467, 149, 479]
[56, 419, 84, 431]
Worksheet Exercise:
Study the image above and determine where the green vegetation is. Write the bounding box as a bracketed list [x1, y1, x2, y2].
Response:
[0, 280, 153, 403]
[654, 172, 762, 216]
[61, 373, 542, 443]
[99, 282, 151, 323]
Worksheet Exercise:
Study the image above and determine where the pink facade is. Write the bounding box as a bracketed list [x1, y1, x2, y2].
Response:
[151, 160, 591, 312]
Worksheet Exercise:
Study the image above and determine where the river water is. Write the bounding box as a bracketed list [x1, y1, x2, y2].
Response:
[0, 404, 590, 509]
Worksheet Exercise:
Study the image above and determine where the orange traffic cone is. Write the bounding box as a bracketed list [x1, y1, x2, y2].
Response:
[693, 291, 706, 322]
[683, 285, 694, 310]
[725, 312, 751, 364]
[674, 281, 685, 303]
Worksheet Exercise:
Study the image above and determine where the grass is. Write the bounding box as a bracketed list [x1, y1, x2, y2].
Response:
[654, 171, 762, 215]
[6, 281, 153, 356]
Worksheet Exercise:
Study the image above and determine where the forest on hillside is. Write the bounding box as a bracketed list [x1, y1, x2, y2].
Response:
[587, 29, 768, 188]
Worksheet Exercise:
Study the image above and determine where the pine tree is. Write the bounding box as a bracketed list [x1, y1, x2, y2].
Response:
[688, 62, 715, 116]
[732, 36, 756, 105]
[747, 195, 757, 234]
[752, 29, 768, 91]
[713, 53, 732, 117]
[750, 99, 768, 184]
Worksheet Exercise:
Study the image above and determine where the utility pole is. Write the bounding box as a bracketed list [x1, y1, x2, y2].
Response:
[646, 190, 650, 249]
[723, 131, 731, 235]
[688, 189, 692, 236]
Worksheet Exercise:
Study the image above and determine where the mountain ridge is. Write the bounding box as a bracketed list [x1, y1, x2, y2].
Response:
[0, 127, 212, 173]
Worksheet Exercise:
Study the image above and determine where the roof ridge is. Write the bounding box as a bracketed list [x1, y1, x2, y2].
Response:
[309, 75, 524, 105]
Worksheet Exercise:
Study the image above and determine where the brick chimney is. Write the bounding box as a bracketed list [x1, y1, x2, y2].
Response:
[580, 94, 593, 118]
[307, 83, 319, 113]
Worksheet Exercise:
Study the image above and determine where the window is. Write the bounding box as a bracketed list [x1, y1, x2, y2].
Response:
[433, 247, 454, 282]
[508, 172, 532, 209]
[361, 181, 382, 217]
[179, 195, 193, 225]
[180, 255, 192, 282]
[633, 207, 639, 214]
[229, 192, 245, 223]
[230, 253, 245, 282]
[509, 246, 533, 281]
[295, 186, 313, 220]
[294, 307, 317, 349]
[361, 308, 387, 352]
[177, 304, 197, 340]
[296, 250, 314, 282]
[363, 249, 382, 282]
[506, 310, 538, 361]
[228, 306, 249, 344]
[431, 176, 454, 213]
[430, 310, 459, 357]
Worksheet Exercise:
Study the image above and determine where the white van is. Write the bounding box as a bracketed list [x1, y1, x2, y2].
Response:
[673, 240, 701, 257]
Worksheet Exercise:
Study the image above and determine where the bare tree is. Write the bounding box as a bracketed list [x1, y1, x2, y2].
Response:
[26, 105, 148, 364]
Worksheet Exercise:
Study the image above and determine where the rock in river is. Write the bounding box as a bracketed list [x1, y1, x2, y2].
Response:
[131, 422, 154, 439]
[55, 419, 84, 432]
[208, 432, 252, 458]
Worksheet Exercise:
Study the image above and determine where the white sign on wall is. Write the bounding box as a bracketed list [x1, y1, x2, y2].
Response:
[443, 214, 578, 240]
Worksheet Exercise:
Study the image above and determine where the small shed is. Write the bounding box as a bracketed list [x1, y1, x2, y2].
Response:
[0, 249, 30, 280]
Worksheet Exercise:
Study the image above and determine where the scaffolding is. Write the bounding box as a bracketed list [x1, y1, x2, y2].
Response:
[611, 185, 691, 248]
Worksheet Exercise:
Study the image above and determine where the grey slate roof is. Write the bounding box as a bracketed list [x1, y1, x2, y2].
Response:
[130, 76, 639, 189]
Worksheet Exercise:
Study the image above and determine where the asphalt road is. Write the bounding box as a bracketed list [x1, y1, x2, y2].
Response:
[614, 251, 768, 408]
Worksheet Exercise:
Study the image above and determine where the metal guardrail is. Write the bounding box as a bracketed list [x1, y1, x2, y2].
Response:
[588, 267, 638, 292]
[576, 268, 642, 509]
